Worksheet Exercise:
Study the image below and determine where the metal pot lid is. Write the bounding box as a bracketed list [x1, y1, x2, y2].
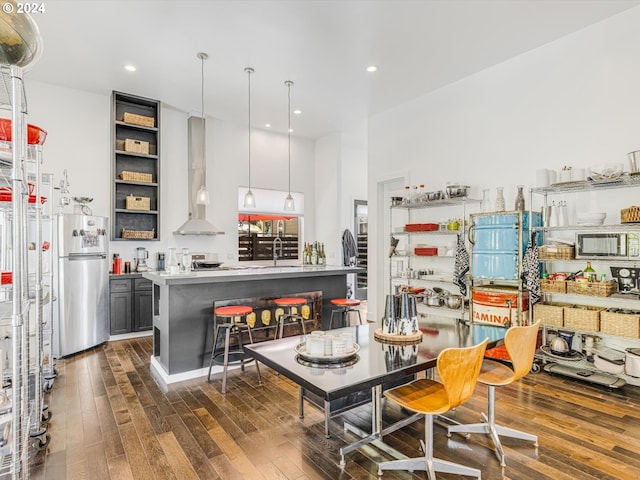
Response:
[626, 348, 640, 357]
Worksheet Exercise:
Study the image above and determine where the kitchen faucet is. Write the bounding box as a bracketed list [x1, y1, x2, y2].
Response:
[273, 237, 283, 266]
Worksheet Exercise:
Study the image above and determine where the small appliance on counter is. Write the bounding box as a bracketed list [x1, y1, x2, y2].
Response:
[191, 252, 223, 271]
[610, 266, 640, 294]
[135, 247, 149, 272]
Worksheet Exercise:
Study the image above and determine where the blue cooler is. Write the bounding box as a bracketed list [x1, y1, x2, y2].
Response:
[471, 211, 542, 280]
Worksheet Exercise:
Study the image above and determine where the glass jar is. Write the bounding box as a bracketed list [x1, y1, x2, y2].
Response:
[481, 188, 491, 213]
[515, 185, 525, 211]
[495, 187, 506, 212]
[167, 247, 179, 274]
[180, 247, 191, 273]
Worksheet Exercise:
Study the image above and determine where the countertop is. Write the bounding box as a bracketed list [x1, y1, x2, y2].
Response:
[142, 265, 363, 286]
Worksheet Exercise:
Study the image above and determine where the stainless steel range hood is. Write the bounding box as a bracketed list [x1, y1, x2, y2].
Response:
[174, 115, 225, 235]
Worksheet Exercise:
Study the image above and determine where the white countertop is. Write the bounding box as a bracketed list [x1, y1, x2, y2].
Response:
[142, 265, 363, 285]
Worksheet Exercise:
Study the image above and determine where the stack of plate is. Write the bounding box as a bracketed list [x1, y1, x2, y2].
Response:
[576, 212, 606, 226]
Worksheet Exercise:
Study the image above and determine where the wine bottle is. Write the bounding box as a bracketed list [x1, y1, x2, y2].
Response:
[584, 262, 596, 282]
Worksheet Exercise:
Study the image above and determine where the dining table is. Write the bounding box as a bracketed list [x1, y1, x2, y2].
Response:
[243, 315, 507, 466]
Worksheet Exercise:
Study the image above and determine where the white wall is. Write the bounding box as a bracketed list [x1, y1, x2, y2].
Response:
[23, 79, 316, 267]
[368, 6, 640, 320]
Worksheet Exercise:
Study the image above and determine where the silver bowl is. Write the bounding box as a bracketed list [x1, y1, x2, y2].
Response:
[446, 185, 470, 198]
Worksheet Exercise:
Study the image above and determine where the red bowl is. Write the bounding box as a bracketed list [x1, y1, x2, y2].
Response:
[0, 118, 47, 145]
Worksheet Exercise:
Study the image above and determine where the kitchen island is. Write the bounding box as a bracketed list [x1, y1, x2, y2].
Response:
[143, 265, 363, 390]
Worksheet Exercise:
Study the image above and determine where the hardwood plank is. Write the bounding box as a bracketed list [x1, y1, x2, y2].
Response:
[117, 422, 155, 479]
[156, 432, 201, 480]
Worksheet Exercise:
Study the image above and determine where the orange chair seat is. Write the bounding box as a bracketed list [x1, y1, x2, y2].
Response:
[215, 305, 252, 317]
[274, 297, 306, 306]
[383, 378, 450, 416]
[330, 298, 361, 307]
[478, 359, 516, 387]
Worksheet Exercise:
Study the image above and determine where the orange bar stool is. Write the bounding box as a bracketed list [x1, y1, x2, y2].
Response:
[208, 305, 263, 394]
[329, 298, 362, 329]
[274, 297, 307, 339]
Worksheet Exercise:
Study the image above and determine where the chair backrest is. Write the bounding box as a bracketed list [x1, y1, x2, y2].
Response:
[505, 320, 540, 380]
[437, 338, 489, 409]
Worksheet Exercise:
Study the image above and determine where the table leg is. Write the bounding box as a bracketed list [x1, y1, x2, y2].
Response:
[299, 386, 305, 419]
[339, 385, 422, 467]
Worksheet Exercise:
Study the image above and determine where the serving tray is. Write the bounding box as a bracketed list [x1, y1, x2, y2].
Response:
[295, 342, 360, 363]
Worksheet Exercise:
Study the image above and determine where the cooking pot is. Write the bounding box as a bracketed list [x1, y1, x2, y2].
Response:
[625, 348, 640, 377]
[549, 336, 569, 354]
[423, 290, 443, 307]
[444, 294, 463, 309]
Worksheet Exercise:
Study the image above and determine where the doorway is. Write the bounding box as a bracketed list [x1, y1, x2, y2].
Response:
[354, 200, 368, 300]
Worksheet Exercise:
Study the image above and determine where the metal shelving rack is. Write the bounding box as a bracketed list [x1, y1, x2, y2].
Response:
[529, 177, 640, 386]
[389, 195, 479, 320]
[0, 64, 50, 479]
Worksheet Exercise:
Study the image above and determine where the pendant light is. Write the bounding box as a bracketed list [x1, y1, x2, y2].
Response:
[243, 67, 256, 208]
[283, 80, 295, 212]
[196, 52, 210, 205]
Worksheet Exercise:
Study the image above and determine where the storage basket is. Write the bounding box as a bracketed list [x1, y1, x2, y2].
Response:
[124, 138, 150, 155]
[539, 245, 574, 260]
[532, 302, 570, 327]
[123, 112, 155, 128]
[540, 279, 567, 294]
[621, 206, 640, 224]
[566, 281, 617, 297]
[121, 229, 155, 240]
[563, 305, 603, 331]
[600, 311, 640, 338]
[119, 171, 153, 183]
[125, 195, 150, 211]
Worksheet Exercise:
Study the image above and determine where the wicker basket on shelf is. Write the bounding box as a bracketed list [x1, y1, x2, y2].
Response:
[621, 206, 640, 223]
[119, 171, 153, 183]
[566, 281, 617, 297]
[532, 302, 572, 327]
[125, 195, 150, 211]
[563, 305, 603, 331]
[121, 228, 155, 240]
[539, 245, 574, 260]
[600, 311, 640, 338]
[540, 279, 567, 294]
[123, 112, 155, 128]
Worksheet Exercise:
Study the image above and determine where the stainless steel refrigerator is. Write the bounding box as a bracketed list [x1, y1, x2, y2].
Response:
[54, 214, 109, 357]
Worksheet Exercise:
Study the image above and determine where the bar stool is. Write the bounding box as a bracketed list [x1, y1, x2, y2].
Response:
[208, 305, 263, 394]
[274, 297, 307, 339]
[329, 298, 362, 329]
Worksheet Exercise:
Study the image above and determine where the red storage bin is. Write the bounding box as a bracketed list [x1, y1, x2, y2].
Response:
[414, 247, 438, 256]
[405, 223, 439, 232]
[0, 118, 47, 145]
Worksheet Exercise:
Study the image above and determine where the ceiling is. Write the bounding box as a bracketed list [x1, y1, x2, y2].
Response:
[25, 0, 640, 140]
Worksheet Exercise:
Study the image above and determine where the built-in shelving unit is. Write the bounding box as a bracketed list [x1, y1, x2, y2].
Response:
[111, 91, 161, 241]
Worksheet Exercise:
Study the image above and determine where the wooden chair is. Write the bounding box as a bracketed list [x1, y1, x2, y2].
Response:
[378, 338, 488, 479]
[447, 321, 540, 471]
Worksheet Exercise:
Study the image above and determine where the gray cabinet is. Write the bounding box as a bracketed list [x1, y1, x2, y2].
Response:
[133, 278, 153, 331]
[110, 277, 153, 334]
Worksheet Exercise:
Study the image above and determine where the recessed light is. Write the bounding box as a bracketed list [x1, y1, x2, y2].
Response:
[288, 128, 293, 133]
[366, 65, 377, 73]
[293, 109, 302, 115]
[124, 65, 137, 72]
[265, 123, 271, 128]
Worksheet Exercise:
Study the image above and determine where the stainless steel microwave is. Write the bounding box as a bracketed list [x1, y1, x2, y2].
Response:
[575, 231, 640, 260]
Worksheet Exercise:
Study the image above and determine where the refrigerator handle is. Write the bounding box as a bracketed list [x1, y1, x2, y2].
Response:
[68, 253, 108, 260]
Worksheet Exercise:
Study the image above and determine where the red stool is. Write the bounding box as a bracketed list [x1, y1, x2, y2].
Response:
[329, 298, 362, 329]
[274, 297, 307, 339]
[208, 305, 263, 394]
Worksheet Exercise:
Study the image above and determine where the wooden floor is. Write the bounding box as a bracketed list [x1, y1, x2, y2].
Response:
[28, 335, 640, 480]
